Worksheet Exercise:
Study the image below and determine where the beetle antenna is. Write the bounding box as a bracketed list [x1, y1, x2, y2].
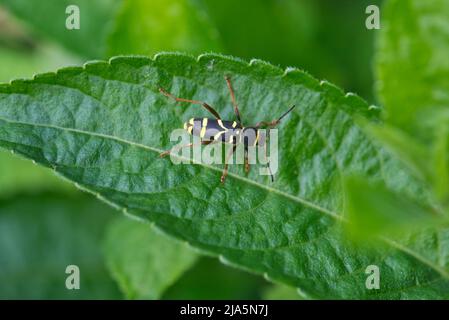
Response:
[277, 105, 296, 122]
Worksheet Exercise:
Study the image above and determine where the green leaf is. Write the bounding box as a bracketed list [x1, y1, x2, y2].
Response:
[377, 0, 449, 137]
[0, 192, 120, 299]
[0, 44, 79, 196]
[366, 123, 432, 184]
[103, 217, 198, 299]
[107, 0, 222, 56]
[0, 0, 122, 58]
[376, 0, 449, 203]
[0, 41, 80, 197]
[0, 53, 448, 298]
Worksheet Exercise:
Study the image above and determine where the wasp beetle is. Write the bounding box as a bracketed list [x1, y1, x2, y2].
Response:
[159, 76, 295, 183]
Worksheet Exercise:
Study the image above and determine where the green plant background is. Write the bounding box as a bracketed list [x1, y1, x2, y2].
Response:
[1, 0, 447, 300]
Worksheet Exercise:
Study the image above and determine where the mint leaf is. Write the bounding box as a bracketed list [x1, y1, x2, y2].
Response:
[0, 53, 448, 298]
[103, 217, 198, 299]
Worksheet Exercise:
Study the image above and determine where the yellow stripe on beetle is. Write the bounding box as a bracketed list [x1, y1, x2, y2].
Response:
[186, 118, 194, 134]
[200, 126, 207, 138]
[254, 131, 260, 146]
[200, 118, 208, 138]
[214, 132, 223, 140]
[217, 119, 227, 130]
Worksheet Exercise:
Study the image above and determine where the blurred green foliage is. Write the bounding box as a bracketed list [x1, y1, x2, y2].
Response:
[0, 193, 121, 299]
[0, 0, 121, 58]
[345, 176, 440, 239]
[108, 0, 222, 56]
[163, 257, 268, 300]
[106, 0, 381, 102]
[0, 150, 71, 199]
[199, 0, 381, 102]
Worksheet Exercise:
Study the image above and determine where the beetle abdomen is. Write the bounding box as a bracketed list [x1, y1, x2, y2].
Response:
[184, 118, 242, 144]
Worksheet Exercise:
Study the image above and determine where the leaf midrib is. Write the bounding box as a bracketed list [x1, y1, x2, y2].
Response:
[0, 115, 340, 217]
[1, 111, 448, 281]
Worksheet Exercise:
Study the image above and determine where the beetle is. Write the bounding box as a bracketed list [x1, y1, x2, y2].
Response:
[159, 76, 295, 183]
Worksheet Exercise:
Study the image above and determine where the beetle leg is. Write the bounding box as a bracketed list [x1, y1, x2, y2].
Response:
[159, 88, 221, 120]
[253, 120, 279, 129]
[225, 76, 242, 124]
[244, 148, 250, 173]
[221, 145, 237, 184]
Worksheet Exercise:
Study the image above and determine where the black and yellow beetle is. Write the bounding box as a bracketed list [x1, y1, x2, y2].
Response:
[159, 76, 295, 183]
